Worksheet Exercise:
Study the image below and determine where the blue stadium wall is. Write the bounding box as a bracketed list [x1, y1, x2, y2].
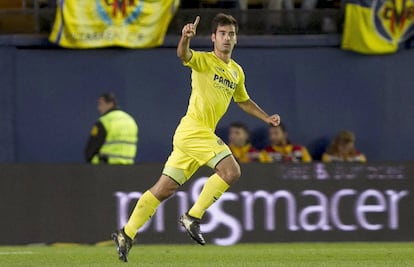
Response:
[0, 45, 413, 163]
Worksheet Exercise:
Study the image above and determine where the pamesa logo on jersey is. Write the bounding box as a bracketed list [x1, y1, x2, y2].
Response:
[373, 0, 414, 43]
[96, 0, 143, 26]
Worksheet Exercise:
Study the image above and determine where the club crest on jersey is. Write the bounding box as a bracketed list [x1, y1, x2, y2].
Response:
[231, 69, 238, 79]
[373, 0, 414, 43]
[96, 0, 143, 26]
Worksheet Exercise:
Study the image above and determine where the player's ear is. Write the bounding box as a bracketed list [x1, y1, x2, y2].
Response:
[211, 33, 215, 43]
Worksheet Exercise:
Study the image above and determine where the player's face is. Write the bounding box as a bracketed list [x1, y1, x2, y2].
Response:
[269, 127, 287, 146]
[97, 97, 113, 115]
[229, 127, 248, 147]
[212, 24, 237, 54]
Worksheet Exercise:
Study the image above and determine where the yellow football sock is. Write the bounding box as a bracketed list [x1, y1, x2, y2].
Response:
[124, 190, 160, 239]
[188, 173, 229, 219]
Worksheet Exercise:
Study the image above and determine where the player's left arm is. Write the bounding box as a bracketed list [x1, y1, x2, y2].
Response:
[237, 99, 280, 127]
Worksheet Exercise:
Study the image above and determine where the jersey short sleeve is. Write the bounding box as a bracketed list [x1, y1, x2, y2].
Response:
[233, 67, 250, 103]
[183, 50, 208, 72]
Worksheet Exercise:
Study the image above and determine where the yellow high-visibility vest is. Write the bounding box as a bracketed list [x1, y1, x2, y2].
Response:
[92, 110, 138, 164]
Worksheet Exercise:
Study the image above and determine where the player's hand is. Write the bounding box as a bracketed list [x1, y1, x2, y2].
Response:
[266, 114, 281, 127]
[182, 16, 200, 39]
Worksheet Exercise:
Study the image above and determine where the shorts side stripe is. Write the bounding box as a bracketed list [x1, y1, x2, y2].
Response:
[162, 166, 187, 185]
[207, 149, 232, 169]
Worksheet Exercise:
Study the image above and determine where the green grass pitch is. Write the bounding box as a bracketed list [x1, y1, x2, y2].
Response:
[1, 243, 414, 267]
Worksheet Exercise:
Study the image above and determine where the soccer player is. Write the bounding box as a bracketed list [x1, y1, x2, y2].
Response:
[112, 13, 280, 262]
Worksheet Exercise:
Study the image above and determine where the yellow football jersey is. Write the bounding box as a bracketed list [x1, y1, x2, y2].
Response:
[179, 50, 250, 131]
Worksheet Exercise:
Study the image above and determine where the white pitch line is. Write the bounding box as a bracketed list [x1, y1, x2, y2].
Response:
[0, 251, 34, 255]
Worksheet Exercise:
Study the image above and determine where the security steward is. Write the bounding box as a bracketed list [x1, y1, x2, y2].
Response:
[85, 93, 138, 164]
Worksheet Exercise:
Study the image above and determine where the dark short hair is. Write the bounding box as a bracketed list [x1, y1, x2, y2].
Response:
[211, 13, 238, 34]
[100, 93, 118, 107]
[230, 121, 249, 133]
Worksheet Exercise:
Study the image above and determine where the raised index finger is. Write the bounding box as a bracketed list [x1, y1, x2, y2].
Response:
[193, 16, 200, 28]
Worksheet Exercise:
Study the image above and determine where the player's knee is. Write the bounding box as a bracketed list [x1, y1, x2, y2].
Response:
[150, 176, 179, 201]
[230, 165, 241, 181]
[219, 164, 241, 184]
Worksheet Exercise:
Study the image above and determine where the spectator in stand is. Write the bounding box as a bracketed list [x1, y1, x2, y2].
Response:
[259, 123, 312, 163]
[322, 130, 366, 162]
[228, 122, 260, 163]
[84, 93, 138, 164]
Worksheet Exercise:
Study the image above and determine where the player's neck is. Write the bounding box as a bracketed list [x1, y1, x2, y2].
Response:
[213, 49, 232, 64]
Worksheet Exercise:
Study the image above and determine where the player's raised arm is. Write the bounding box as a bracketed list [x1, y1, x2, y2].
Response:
[177, 16, 200, 63]
[237, 99, 281, 127]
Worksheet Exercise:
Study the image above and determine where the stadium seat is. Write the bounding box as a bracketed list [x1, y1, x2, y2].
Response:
[0, 14, 35, 33]
[0, 0, 23, 9]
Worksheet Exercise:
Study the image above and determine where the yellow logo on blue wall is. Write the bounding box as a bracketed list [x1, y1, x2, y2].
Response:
[49, 0, 179, 48]
[374, 0, 414, 43]
[96, 0, 143, 25]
